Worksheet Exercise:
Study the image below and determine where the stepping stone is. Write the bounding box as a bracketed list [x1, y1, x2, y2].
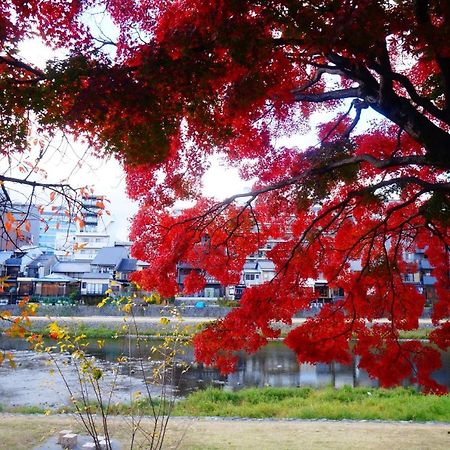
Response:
[60, 433, 78, 449]
[57, 430, 73, 444]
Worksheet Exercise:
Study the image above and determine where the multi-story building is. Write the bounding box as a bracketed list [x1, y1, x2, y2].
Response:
[403, 248, 438, 305]
[39, 195, 113, 260]
[0, 202, 40, 251]
[39, 208, 77, 255]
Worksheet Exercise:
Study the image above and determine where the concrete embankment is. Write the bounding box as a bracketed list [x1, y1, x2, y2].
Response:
[0, 304, 436, 333]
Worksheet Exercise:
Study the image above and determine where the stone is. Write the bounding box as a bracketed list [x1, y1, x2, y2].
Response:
[81, 443, 96, 449]
[57, 430, 73, 444]
[60, 433, 78, 449]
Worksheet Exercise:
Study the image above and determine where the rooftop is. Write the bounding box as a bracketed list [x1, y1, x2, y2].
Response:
[52, 261, 91, 273]
[117, 258, 137, 272]
[92, 246, 129, 267]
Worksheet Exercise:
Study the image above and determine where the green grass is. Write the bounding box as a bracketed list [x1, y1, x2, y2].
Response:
[48, 386, 450, 422]
[27, 324, 198, 340]
[398, 328, 433, 340]
[26, 324, 434, 341]
[173, 386, 450, 422]
[4, 405, 47, 414]
[29, 325, 125, 340]
[4, 386, 449, 422]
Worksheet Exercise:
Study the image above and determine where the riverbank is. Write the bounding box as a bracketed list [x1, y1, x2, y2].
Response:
[3, 387, 450, 422]
[0, 413, 449, 450]
[0, 314, 437, 340]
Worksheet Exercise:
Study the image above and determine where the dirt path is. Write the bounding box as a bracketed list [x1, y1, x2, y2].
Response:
[1, 414, 449, 450]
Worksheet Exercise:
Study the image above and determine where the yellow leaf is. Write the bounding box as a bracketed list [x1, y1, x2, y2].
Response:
[97, 298, 108, 308]
[48, 322, 66, 340]
[6, 352, 16, 369]
[160, 317, 170, 325]
[122, 303, 132, 313]
[28, 303, 39, 314]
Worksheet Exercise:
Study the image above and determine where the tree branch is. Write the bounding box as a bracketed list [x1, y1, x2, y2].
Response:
[0, 175, 76, 191]
[0, 55, 46, 80]
[292, 87, 362, 102]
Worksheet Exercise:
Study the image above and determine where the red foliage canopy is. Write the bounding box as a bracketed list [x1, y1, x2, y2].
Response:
[1, 1, 449, 391]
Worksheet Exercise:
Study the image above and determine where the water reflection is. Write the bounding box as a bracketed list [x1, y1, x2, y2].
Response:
[0, 336, 449, 408]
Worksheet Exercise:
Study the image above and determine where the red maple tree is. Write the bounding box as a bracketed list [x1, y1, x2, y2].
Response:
[1, 1, 449, 392]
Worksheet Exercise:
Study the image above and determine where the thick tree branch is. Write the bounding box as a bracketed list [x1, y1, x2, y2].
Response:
[415, 0, 450, 110]
[0, 55, 46, 80]
[323, 51, 450, 168]
[292, 87, 362, 102]
[313, 154, 442, 173]
[388, 70, 449, 123]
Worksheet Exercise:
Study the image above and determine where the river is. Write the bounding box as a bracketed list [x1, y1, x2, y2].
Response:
[0, 336, 449, 408]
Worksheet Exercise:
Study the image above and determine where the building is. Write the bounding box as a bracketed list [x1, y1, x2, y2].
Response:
[38, 207, 77, 255]
[403, 248, 438, 305]
[176, 262, 226, 299]
[39, 195, 113, 260]
[0, 202, 40, 251]
[0, 246, 43, 303]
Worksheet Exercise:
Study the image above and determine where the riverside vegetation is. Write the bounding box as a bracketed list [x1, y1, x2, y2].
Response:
[2, 387, 450, 422]
[27, 324, 434, 341]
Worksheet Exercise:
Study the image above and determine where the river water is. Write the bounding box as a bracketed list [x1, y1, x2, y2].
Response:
[0, 336, 449, 408]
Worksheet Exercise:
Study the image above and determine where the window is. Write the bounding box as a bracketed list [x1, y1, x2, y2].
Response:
[315, 285, 329, 298]
[86, 283, 107, 294]
[331, 287, 344, 298]
[403, 273, 415, 282]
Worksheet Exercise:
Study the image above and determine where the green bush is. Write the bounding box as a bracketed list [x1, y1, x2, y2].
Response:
[174, 386, 450, 422]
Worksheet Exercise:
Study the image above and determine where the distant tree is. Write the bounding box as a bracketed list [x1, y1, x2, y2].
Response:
[0, 1, 449, 391]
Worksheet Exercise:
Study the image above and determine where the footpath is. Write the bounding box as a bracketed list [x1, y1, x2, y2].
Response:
[0, 413, 449, 450]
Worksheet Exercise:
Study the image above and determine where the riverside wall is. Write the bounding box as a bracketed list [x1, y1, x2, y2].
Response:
[0, 303, 432, 319]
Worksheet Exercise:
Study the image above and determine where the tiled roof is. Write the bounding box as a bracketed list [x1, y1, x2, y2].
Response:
[419, 259, 433, 270]
[28, 254, 55, 268]
[423, 275, 437, 285]
[52, 261, 91, 273]
[41, 273, 78, 282]
[80, 272, 112, 280]
[117, 258, 137, 272]
[5, 257, 21, 266]
[243, 262, 257, 270]
[257, 260, 275, 270]
[0, 251, 13, 265]
[91, 246, 128, 267]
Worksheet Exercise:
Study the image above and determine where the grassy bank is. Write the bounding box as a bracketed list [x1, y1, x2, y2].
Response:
[5, 386, 448, 422]
[174, 386, 450, 422]
[27, 324, 197, 340]
[24, 324, 433, 340]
